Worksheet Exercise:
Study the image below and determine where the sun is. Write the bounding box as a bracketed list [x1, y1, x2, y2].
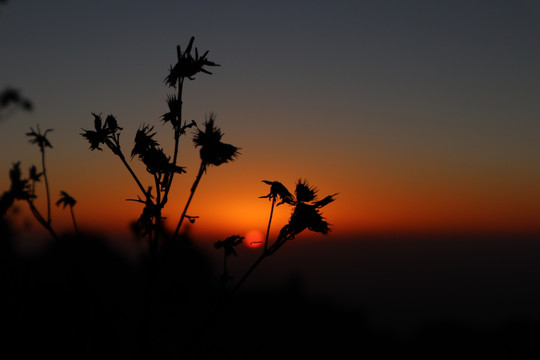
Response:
[244, 230, 264, 249]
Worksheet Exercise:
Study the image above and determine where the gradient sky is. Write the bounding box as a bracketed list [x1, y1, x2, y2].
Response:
[1, 0, 539, 242]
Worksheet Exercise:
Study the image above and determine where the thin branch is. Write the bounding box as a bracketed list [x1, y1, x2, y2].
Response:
[41, 148, 51, 224]
[27, 199, 59, 241]
[70, 206, 79, 234]
[173, 161, 205, 240]
[161, 77, 184, 207]
[109, 139, 150, 200]
[264, 197, 276, 252]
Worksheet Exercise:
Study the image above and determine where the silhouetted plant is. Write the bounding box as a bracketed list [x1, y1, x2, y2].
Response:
[198, 179, 337, 341]
[1, 125, 64, 240]
[259, 180, 294, 251]
[271, 179, 337, 252]
[80, 39, 238, 357]
[173, 114, 240, 239]
[214, 235, 244, 283]
[81, 37, 237, 255]
[26, 125, 53, 223]
[4, 161, 58, 240]
[229, 179, 337, 296]
[0, 33, 341, 358]
[2, 122, 81, 240]
[56, 190, 78, 234]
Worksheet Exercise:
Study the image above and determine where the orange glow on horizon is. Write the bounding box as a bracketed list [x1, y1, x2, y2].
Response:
[3, 145, 539, 241]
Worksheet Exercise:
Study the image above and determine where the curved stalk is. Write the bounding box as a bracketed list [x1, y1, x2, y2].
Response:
[41, 148, 51, 224]
[27, 200, 59, 241]
[173, 161, 205, 240]
[161, 78, 184, 207]
[264, 197, 276, 252]
[114, 145, 149, 199]
[70, 206, 79, 234]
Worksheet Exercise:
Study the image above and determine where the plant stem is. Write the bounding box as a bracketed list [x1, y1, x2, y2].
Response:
[70, 206, 79, 234]
[114, 146, 149, 199]
[27, 200, 58, 241]
[154, 173, 162, 205]
[41, 149, 51, 224]
[230, 252, 267, 298]
[264, 197, 276, 252]
[228, 233, 290, 298]
[173, 161, 205, 240]
[162, 78, 184, 207]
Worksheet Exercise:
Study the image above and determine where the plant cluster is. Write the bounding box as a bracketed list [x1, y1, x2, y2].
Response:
[215, 179, 337, 297]
[1, 37, 337, 357]
[1, 125, 78, 239]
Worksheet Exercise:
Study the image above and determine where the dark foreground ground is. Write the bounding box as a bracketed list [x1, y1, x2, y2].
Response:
[1, 221, 540, 359]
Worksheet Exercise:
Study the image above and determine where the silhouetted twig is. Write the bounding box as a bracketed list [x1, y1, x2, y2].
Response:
[199, 179, 337, 342]
[259, 180, 294, 251]
[173, 115, 239, 239]
[56, 190, 78, 234]
[27, 125, 53, 223]
[5, 162, 59, 240]
[236, 180, 336, 292]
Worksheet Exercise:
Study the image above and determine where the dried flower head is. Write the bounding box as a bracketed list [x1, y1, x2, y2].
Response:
[131, 124, 185, 175]
[260, 180, 294, 205]
[131, 124, 159, 159]
[164, 37, 220, 87]
[27, 125, 53, 151]
[81, 113, 123, 151]
[295, 179, 318, 203]
[161, 94, 182, 127]
[281, 180, 337, 239]
[214, 235, 244, 257]
[56, 191, 76, 209]
[193, 114, 240, 167]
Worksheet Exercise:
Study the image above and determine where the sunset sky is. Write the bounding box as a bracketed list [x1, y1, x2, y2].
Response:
[1, 0, 539, 243]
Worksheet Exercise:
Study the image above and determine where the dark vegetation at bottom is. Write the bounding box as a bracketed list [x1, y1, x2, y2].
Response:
[1, 225, 539, 359]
